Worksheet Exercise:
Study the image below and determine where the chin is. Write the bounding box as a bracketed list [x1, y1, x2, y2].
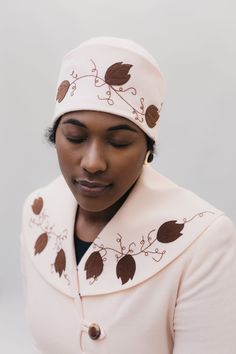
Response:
[68, 179, 134, 213]
[73, 193, 116, 212]
[77, 200, 115, 213]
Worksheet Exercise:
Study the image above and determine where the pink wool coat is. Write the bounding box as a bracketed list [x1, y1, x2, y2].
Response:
[21, 165, 236, 354]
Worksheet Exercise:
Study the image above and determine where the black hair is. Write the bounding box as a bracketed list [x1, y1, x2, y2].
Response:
[145, 136, 155, 162]
[45, 117, 155, 162]
[45, 117, 61, 145]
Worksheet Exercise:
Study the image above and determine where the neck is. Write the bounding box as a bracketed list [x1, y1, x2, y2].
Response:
[75, 184, 136, 242]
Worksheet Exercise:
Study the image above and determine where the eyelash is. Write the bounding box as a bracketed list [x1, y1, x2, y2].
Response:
[66, 137, 131, 148]
[111, 142, 131, 148]
[66, 137, 85, 144]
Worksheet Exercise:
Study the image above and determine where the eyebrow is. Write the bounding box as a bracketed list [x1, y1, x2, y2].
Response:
[62, 118, 86, 128]
[107, 124, 138, 133]
[62, 118, 138, 133]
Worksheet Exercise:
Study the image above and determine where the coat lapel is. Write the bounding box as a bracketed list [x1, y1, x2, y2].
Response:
[23, 167, 223, 298]
[23, 176, 79, 298]
[78, 166, 223, 295]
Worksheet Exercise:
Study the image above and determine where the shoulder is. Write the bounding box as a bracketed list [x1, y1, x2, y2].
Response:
[196, 214, 236, 252]
[144, 166, 223, 215]
[144, 166, 236, 246]
[181, 214, 236, 279]
[173, 214, 236, 353]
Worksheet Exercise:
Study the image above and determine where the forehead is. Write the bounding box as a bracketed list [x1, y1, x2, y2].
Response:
[60, 110, 141, 131]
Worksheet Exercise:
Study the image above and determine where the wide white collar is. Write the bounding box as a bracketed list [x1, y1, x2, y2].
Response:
[23, 166, 222, 297]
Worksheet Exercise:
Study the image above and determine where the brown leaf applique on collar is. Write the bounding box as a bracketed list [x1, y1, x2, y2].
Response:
[84, 251, 104, 280]
[56, 59, 163, 128]
[54, 249, 66, 277]
[156, 220, 184, 243]
[34, 232, 48, 255]
[29, 197, 70, 284]
[31, 197, 43, 214]
[84, 211, 215, 285]
[116, 254, 136, 285]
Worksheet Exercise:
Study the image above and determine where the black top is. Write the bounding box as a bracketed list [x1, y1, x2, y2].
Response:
[74, 235, 92, 265]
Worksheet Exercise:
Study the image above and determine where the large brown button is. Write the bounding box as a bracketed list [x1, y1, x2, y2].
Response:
[88, 323, 101, 340]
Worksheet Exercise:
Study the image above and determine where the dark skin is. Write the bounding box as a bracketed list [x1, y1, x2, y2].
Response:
[55, 110, 148, 242]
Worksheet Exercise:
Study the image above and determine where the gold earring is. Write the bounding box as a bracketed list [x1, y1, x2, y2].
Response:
[144, 151, 152, 165]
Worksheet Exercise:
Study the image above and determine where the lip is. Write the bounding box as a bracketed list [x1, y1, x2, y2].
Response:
[73, 179, 111, 196]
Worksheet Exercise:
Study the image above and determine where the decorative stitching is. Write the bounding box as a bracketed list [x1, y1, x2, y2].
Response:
[84, 211, 215, 285]
[29, 197, 70, 285]
[56, 59, 163, 128]
[28, 198, 215, 287]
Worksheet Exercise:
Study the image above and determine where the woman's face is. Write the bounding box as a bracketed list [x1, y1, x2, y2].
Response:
[55, 110, 147, 212]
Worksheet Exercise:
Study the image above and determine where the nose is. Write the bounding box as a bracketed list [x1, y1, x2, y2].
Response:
[80, 141, 107, 174]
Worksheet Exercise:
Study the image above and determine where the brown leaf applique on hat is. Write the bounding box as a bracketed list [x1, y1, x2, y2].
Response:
[84, 211, 215, 285]
[54, 249, 66, 277]
[116, 255, 136, 285]
[145, 105, 160, 128]
[84, 251, 104, 281]
[105, 62, 133, 86]
[34, 232, 48, 255]
[56, 80, 70, 103]
[32, 197, 43, 215]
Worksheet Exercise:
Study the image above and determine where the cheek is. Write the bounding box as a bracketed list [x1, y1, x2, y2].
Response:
[55, 142, 76, 174]
[111, 149, 146, 183]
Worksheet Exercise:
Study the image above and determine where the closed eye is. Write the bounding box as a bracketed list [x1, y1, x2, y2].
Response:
[66, 137, 86, 144]
[110, 142, 132, 148]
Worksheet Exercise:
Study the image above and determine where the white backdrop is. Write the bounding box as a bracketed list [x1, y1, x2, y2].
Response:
[0, 0, 235, 352]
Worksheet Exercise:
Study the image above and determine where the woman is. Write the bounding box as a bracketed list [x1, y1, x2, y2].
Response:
[21, 37, 236, 354]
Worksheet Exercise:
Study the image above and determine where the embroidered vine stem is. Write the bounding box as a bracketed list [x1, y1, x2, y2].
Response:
[93, 228, 165, 262]
[93, 244, 124, 257]
[182, 211, 215, 224]
[68, 60, 145, 122]
[91, 213, 215, 264]
[29, 211, 68, 250]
